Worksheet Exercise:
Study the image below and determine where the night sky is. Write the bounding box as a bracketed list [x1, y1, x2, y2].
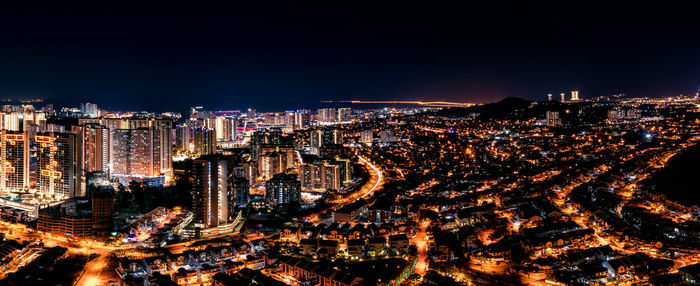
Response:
[1, 2, 700, 112]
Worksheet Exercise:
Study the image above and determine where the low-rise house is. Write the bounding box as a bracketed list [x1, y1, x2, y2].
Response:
[318, 239, 339, 259]
[346, 239, 365, 257]
[389, 234, 409, 253]
[333, 199, 368, 223]
[678, 263, 700, 285]
[368, 236, 387, 254]
[300, 238, 318, 256]
[279, 256, 365, 286]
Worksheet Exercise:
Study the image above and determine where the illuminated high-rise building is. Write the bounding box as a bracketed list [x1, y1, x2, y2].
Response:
[193, 127, 217, 156]
[214, 116, 237, 142]
[192, 156, 229, 228]
[284, 111, 295, 129]
[265, 173, 300, 206]
[547, 93, 553, 101]
[87, 118, 172, 177]
[259, 145, 294, 168]
[546, 111, 561, 126]
[360, 130, 373, 144]
[0, 130, 30, 191]
[110, 127, 163, 181]
[1, 113, 22, 131]
[317, 108, 337, 124]
[379, 129, 398, 143]
[560, 92, 566, 101]
[35, 132, 82, 198]
[257, 152, 287, 181]
[299, 162, 342, 191]
[334, 156, 353, 183]
[233, 177, 250, 209]
[12, 110, 47, 133]
[299, 157, 353, 192]
[310, 129, 343, 155]
[294, 109, 311, 129]
[214, 117, 225, 140]
[76, 124, 109, 173]
[247, 108, 256, 120]
[250, 129, 283, 158]
[80, 102, 99, 118]
[174, 124, 190, 153]
[87, 171, 114, 236]
[571, 90, 580, 101]
[337, 108, 352, 122]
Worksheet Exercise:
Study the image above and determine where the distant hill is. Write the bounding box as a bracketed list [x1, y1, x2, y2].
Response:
[642, 143, 700, 207]
[433, 97, 531, 119]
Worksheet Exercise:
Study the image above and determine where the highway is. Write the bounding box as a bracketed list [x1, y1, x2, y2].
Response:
[306, 154, 385, 223]
[329, 155, 384, 204]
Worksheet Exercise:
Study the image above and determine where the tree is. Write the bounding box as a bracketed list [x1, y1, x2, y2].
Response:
[408, 244, 417, 256]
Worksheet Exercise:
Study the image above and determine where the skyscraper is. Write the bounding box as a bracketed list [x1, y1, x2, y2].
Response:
[360, 130, 373, 145]
[310, 129, 343, 155]
[317, 108, 337, 124]
[571, 90, 580, 101]
[80, 102, 99, 118]
[379, 129, 398, 143]
[257, 152, 287, 181]
[247, 108, 256, 120]
[265, 173, 300, 206]
[214, 116, 237, 142]
[560, 92, 566, 101]
[337, 108, 352, 122]
[192, 156, 229, 228]
[86, 117, 173, 179]
[193, 127, 217, 156]
[87, 171, 114, 236]
[1, 112, 22, 131]
[294, 109, 311, 129]
[174, 124, 192, 153]
[547, 93, 553, 101]
[299, 157, 353, 192]
[35, 132, 82, 198]
[233, 177, 250, 209]
[250, 129, 283, 158]
[546, 111, 561, 126]
[284, 111, 295, 129]
[76, 124, 109, 173]
[110, 127, 163, 182]
[0, 130, 30, 191]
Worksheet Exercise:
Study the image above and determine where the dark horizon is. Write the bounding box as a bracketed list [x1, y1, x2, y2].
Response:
[2, 2, 700, 112]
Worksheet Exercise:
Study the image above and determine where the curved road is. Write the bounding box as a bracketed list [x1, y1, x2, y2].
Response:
[306, 154, 385, 223]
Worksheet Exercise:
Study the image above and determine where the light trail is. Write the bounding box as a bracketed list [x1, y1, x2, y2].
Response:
[306, 154, 385, 222]
[325, 100, 476, 107]
[357, 156, 383, 200]
[329, 155, 383, 205]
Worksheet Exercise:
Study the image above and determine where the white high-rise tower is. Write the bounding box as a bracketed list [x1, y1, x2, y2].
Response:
[547, 93, 552, 101]
[560, 93, 565, 101]
[571, 90, 579, 101]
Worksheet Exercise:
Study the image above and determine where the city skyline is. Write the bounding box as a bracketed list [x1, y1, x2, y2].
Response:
[0, 3, 699, 286]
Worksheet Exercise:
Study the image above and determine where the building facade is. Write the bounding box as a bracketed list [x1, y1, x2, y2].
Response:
[35, 132, 82, 198]
[192, 157, 230, 228]
[265, 173, 301, 206]
[0, 130, 30, 191]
